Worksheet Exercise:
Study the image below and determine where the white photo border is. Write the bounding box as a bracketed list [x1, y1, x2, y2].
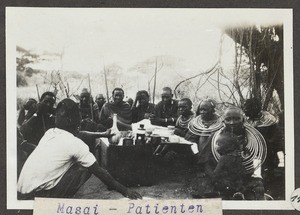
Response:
[6, 7, 294, 210]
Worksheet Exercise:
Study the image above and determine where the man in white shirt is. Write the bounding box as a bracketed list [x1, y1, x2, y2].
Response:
[18, 98, 142, 200]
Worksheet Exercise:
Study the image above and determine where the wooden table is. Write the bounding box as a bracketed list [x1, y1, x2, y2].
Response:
[97, 138, 156, 186]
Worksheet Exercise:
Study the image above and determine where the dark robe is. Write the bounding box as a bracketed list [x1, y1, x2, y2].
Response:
[132, 103, 155, 123]
[203, 153, 244, 199]
[99, 101, 132, 131]
[153, 99, 178, 127]
[20, 112, 55, 146]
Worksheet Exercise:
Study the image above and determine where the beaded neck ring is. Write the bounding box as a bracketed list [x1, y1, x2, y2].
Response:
[211, 125, 267, 174]
[246, 111, 278, 128]
[177, 114, 194, 129]
[188, 113, 223, 137]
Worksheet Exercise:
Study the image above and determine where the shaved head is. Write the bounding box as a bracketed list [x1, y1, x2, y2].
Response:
[161, 87, 173, 104]
[96, 94, 105, 100]
[223, 106, 244, 119]
[180, 98, 192, 107]
[223, 106, 244, 132]
[178, 98, 193, 116]
[197, 99, 216, 119]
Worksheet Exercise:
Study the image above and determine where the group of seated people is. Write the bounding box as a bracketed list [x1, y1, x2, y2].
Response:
[16, 86, 284, 200]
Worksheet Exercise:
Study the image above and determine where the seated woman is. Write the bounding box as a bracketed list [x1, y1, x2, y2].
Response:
[174, 98, 195, 137]
[185, 99, 223, 154]
[243, 98, 283, 182]
[191, 106, 266, 200]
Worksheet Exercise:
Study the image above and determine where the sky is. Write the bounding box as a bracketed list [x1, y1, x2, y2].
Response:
[9, 8, 287, 75]
[7, 8, 290, 100]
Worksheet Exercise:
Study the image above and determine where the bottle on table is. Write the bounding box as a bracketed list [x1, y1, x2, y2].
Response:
[108, 113, 122, 145]
[135, 124, 146, 145]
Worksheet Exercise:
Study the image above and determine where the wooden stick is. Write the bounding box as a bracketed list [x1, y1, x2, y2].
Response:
[36, 84, 46, 132]
[104, 67, 110, 102]
[88, 74, 94, 121]
[152, 57, 158, 104]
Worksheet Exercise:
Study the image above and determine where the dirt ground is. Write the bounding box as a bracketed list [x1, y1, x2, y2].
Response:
[74, 160, 196, 199]
[74, 157, 285, 200]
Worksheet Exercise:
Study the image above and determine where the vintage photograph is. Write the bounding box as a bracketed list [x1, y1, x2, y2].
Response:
[6, 8, 294, 210]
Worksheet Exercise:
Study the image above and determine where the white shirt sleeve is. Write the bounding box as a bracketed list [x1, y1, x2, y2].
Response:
[73, 139, 96, 167]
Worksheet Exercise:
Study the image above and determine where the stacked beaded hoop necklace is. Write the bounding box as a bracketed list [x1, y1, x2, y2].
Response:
[211, 124, 267, 174]
[177, 114, 194, 129]
[188, 114, 223, 137]
[246, 111, 278, 128]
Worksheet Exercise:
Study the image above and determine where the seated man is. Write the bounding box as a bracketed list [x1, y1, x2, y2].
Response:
[79, 89, 108, 132]
[78, 90, 98, 122]
[151, 87, 178, 127]
[99, 87, 132, 131]
[132, 90, 155, 123]
[174, 98, 195, 137]
[17, 98, 142, 200]
[20, 92, 56, 146]
[17, 98, 37, 127]
[185, 99, 223, 153]
[93, 93, 106, 115]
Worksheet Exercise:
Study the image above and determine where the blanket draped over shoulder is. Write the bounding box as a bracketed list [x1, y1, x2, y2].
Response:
[99, 102, 132, 131]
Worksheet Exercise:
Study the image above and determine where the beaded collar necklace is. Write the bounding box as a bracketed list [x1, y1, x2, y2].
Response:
[177, 114, 194, 129]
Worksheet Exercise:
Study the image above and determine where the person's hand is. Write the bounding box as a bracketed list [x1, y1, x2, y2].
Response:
[123, 189, 142, 200]
[191, 143, 199, 154]
[150, 116, 163, 124]
[102, 129, 115, 138]
[149, 116, 155, 124]
[145, 113, 155, 119]
[144, 113, 150, 119]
